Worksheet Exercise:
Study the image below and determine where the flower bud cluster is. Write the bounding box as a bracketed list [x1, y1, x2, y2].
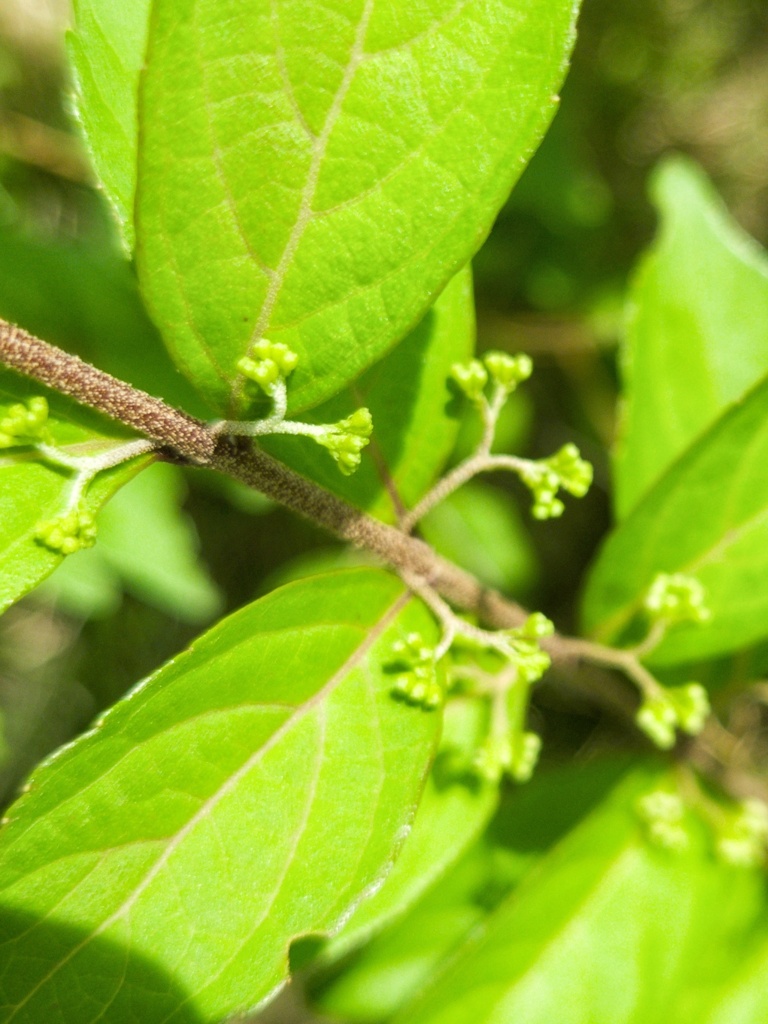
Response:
[36, 507, 98, 555]
[450, 351, 533, 402]
[475, 729, 541, 784]
[501, 612, 554, 683]
[644, 572, 710, 626]
[636, 790, 689, 851]
[519, 443, 593, 520]
[315, 407, 373, 475]
[635, 683, 710, 750]
[391, 632, 442, 709]
[0, 397, 50, 447]
[237, 339, 299, 396]
[716, 799, 768, 867]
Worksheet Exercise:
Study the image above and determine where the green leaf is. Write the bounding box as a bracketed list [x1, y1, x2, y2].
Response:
[0, 220, 209, 415]
[583, 376, 768, 664]
[39, 463, 222, 623]
[314, 758, 634, 1023]
[699, 931, 768, 1024]
[0, 569, 440, 1023]
[420, 481, 538, 595]
[136, 0, 580, 413]
[0, 371, 151, 616]
[324, 697, 497, 961]
[614, 156, 768, 519]
[315, 836, 499, 1023]
[392, 765, 747, 1024]
[262, 267, 474, 522]
[67, 0, 152, 248]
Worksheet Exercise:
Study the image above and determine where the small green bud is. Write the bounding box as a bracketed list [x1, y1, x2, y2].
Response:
[391, 632, 442, 709]
[636, 790, 689, 852]
[315, 407, 373, 475]
[0, 396, 50, 447]
[509, 731, 542, 783]
[483, 351, 533, 392]
[450, 360, 488, 401]
[545, 443, 593, 498]
[237, 339, 299, 395]
[635, 694, 678, 750]
[35, 507, 97, 555]
[716, 799, 768, 868]
[668, 683, 710, 736]
[473, 733, 509, 783]
[519, 447, 591, 521]
[518, 612, 555, 640]
[644, 573, 710, 626]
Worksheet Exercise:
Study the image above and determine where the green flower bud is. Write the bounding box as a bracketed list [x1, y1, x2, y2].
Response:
[35, 507, 97, 555]
[545, 443, 593, 498]
[519, 612, 555, 639]
[473, 733, 510, 783]
[668, 683, 710, 736]
[509, 731, 541, 783]
[315, 407, 373, 475]
[237, 339, 299, 395]
[450, 359, 488, 401]
[519, 448, 591, 521]
[483, 351, 533, 392]
[716, 799, 768, 868]
[644, 572, 710, 626]
[0, 396, 50, 447]
[391, 632, 442, 709]
[636, 790, 689, 851]
[635, 694, 678, 750]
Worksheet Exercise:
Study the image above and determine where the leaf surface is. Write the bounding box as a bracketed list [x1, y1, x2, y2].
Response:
[263, 267, 473, 521]
[314, 759, 629, 1022]
[0, 569, 440, 1023]
[0, 371, 150, 616]
[583, 376, 768, 664]
[67, 0, 152, 248]
[136, 0, 580, 412]
[324, 697, 497, 960]
[393, 766, 750, 1024]
[614, 157, 768, 518]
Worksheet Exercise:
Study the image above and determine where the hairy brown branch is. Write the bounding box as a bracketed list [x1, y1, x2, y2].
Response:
[0, 319, 530, 628]
[2, 318, 762, 798]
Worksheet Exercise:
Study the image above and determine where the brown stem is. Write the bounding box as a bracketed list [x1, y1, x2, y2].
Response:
[0, 319, 529, 629]
[3, 319, 763, 798]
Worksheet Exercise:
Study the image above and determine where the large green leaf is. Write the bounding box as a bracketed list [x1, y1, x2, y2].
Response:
[614, 157, 768, 518]
[0, 569, 440, 1023]
[67, 0, 152, 248]
[263, 267, 473, 522]
[0, 371, 151, 616]
[136, 0, 580, 413]
[583, 376, 768, 665]
[393, 766, 754, 1024]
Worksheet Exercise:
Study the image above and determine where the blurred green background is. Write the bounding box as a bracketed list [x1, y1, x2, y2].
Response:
[0, 0, 766, 838]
